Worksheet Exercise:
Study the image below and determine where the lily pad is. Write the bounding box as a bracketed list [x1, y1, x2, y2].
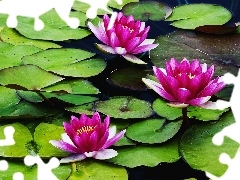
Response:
[0, 65, 64, 90]
[0, 159, 71, 180]
[126, 119, 182, 144]
[108, 136, 180, 167]
[65, 103, 95, 115]
[34, 123, 69, 157]
[16, 9, 91, 41]
[188, 106, 229, 121]
[150, 30, 239, 77]
[68, 160, 128, 180]
[0, 42, 41, 70]
[180, 111, 238, 176]
[166, 4, 232, 29]
[0, 27, 61, 50]
[152, 98, 182, 120]
[17, 91, 44, 103]
[215, 85, 233, 101]
[0, 86, 20, 108]
[0, 123, 33, 157]
[96, 96, 153, 119]
[122, 1, 172, 21]
[107, 67, 152, 90]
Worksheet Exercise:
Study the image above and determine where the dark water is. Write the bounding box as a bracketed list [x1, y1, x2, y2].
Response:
[61, 0, 240, 179]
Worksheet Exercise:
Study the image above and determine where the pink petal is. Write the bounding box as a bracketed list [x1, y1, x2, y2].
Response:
[61, 133, 75, 146]
[63, 122, 75, 139]
[142, 78, 176, 101]
[87, 22, 109, 45]
[122, 54, 147, 64]
[96, 129, 109, 150]
[176, 88, 191, 103]
[109, 32, 121, 47]
[95, 44, 116, 54]
[115, 47, 127, 55]
[84, 151, 97, 157]
[198, 101, 229, 110]
[190, 59, 200, 72]
[60, 154, 86, 163]
[108, 126, 116, 140]
[94, 149, 118, 160]
[125, 37, 141, 52]
[139, 39, 155, 46]
[88, 131, 98, 151]
[139, 22, 146, 32]
[102, 129, 126, 149]
[131, 43, 158, 54]
[180, 58, 190, 74]
[188, 96, 211, 106]
[49, 140, 79, 154]
[127, 15, 134, 23]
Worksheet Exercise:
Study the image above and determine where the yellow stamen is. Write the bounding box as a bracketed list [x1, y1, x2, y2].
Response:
[122, 25, 134, 33]
[188, 73, 195, 79]
[77, 126, 95, 135]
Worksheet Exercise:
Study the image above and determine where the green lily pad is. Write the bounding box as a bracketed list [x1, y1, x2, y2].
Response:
[0, 159, 71, 180]
[96, 96, 153, 119]
[166, 4, 232, 29]
[0, 42, 41, 70]
[17, 90, 44, 103]
[68, 160, 128, 180]
[65, 103, 95, 115]
[188, 106, 229, 121]
[180, 111, 238, 176]
[108, 0, 139, 10]
[152, 98, 182, 120]
[108, 67, 152, 90]
[43, 93, 98, 106]
[126, 119, 182, 144]
[122, 1, 172, 21]
[0, 27, 61, 50]
[0, 101, 59, 118]
[34, 123, 69, 157]
[43, 79, 100, 94]
[16, 9, 91, 41]
[0, 65, 64, 90]
[150, 30, 239, 77]
[0, 123, 33, 157]
[108, 136, 180, 167]
[215, 85, 233, 101]
[0, 86, 20, 108]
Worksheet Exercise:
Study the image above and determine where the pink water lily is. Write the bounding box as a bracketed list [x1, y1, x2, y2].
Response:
[88, 12, 158, 64]
[142, 58, 225, 108]
[49, 112, 125, 163]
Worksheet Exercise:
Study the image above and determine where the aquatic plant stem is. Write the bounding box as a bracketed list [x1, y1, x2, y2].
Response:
[34, 90, 55, 106]
[182, 107, 189, 126]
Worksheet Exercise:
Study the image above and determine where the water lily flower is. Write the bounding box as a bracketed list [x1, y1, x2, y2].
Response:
[142, 58, 225, 108]
[49, 112, 126, 163]
[87, 12, 158, 64]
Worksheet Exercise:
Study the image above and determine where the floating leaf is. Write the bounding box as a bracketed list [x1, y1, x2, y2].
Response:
[96, 96, 153, 119]
[0, 65, 64, 90]
[150, 30, 239, 76]
[126, 119, 182, 144]
[0, 123, 33, 157]
[108, 0, 139, 10]
[0, 42, 41, 70]
[17, 90, 44, 103]
[180, 112, 238, 176]
[0, 86, 20, 108]
[16, 9, 91, 41]
[34, 123, 69, 157]
[107, 67, 151, 90]
[187, 106, 228, 121]
[0, 159, 71, 180]
[152, 98, 182, 120]
[68, 160, 128, 180]
[195, 25, 238, 34]
[166, 4, 232, 29]
[215, 85, 233, 101]
[0, 27, 61, 50]
[108, 136, 180, 167]
[122, 1, 172, 21]
[65, 103, 95, 115]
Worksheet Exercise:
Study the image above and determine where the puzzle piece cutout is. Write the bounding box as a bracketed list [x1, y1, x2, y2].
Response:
[0, 126, 15, 146]
[24, 155, 60, 180]
[205, 69, 240, 179]
[0, 0, 122, 31]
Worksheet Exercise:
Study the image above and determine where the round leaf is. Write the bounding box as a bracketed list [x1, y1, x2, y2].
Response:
[152, 98, 182, 120]
[126, 119, 182, 144]
[17, 90, 44, 103]
[122, 1, 172, 21]
[0, 65, 64, 90]
[0, 27, 61, 50]
[0, 86, 20, 108]
[166, 4, 232, 29]
[180, 112, 238, 176]
[96, 96, 153, 119]
[108, 136, 180, 167]
[0, 123, 33, 157]
[68, 160, 128, 180]
[16, 9, 91, 41]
